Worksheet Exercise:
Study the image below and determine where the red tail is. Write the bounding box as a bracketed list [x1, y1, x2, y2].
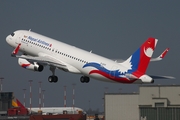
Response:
[128, 38, 158, 77]
[16, 99, 26, 109]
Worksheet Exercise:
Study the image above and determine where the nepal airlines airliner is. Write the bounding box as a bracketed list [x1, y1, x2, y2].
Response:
[6, 30, 174, 84]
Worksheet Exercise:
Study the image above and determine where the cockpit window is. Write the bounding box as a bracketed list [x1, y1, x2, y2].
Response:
[11, 32, 15, 37]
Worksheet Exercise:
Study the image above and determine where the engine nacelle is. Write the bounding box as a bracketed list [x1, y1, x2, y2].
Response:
[139, 75, 154, 83]
[18, 58, 44, 72]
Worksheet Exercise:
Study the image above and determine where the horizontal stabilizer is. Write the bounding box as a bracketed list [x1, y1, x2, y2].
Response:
[150, 48, 169, 61]
[113, 48, 169, 63]
[150, 75, 175, 79]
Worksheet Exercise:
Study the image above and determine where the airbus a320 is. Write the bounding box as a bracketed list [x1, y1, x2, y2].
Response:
[6, 30, 174, 84]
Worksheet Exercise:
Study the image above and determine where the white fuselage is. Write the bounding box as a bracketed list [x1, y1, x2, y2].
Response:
[6, 30, 172, 84]
[29, 107, 84, 115]
[6, 30, 123, 83]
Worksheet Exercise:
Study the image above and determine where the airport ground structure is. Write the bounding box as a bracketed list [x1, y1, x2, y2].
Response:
[105, 85, 180, 120]
[0, 92, 87, 120]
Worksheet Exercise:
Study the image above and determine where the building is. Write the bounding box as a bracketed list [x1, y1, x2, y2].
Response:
[105, 85, 180, 120]
[0, 92, 86, 120]
[0, 92, 13, 116]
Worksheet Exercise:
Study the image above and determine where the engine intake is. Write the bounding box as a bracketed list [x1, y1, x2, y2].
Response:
[34, 65, 44, 72]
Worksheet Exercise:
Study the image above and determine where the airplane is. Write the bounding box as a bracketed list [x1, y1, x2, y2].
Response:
[6, 30, 174, 84]
[12, 98, 84, 115]
[29, 107, 84, 115]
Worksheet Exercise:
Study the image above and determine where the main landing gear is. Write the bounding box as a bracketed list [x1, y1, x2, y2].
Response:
[48, 75, 58, 83]
[48, 66, 90, 83]
[80, 76, 90, 83]
[48, 66, 58, 83]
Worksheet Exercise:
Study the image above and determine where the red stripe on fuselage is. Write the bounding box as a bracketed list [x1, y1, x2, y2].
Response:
[90, 70, 137, 83]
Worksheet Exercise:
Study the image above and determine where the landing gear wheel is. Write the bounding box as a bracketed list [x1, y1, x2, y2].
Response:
[48, 76, 58, 83]
[80, 76, 85, 83]
[48, 76, 53, 83]
[54, 76, 58, 83]
[80, 76, 90, 83]
[49, 66, 58, 83]
[84, 76, 90, 83]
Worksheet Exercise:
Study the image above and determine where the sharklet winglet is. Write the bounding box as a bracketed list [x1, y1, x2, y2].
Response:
[160, 48, 169, 58]
[11, 43, 21, 56]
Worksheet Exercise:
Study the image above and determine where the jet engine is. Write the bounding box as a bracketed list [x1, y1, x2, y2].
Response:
[18, 58, 44, 72]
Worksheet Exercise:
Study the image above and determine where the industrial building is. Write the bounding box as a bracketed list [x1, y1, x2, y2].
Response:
[0, 92, 13, 116]
[105, 85, 180, 120]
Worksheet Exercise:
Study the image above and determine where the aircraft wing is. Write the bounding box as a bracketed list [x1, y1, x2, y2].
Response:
[15, 54, 67, 69]
[11, 43, 67, 69]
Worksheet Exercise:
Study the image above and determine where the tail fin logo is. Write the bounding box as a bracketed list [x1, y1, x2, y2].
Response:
[144, 47, 153, 57]
[143, 39, 157, 58]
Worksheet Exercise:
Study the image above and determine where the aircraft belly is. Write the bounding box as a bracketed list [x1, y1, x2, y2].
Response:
[89, 74, 115, 83]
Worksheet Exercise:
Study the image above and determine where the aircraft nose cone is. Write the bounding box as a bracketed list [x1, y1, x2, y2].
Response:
[6, 35, 11, 44]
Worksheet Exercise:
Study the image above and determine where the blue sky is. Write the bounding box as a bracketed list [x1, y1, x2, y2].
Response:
[0, 1, 179, 111]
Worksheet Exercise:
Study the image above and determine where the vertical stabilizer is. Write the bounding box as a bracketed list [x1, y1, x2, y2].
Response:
[12, 99, 18, 107]
[123, 38, 158, 77]
[12, 98, 26, 109]
[16, 99, 26, 109]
